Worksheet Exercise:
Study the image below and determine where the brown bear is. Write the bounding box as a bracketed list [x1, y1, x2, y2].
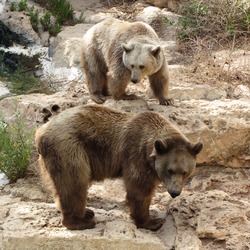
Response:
[81, 18, 172, 105]
[35, 105, 203, 231]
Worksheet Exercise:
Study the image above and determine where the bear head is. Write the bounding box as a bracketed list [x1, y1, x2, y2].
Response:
[150, 139, 203, 198]
[121, 42, 164, 83]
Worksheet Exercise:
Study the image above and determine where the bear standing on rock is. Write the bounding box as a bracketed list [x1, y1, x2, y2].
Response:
[35, 105, 203, 231]
[81, 18, 172, 105]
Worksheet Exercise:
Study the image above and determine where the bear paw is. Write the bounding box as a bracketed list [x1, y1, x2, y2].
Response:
[90, 94, 107, 104]
[159, 97, 174, 106]
[138, 217, 166, 231]
[62, 217, 96, 230]
[85, 208, 95, 219]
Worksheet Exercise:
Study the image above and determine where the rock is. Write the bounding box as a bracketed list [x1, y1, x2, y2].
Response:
[170, 190, 250, 249]
[234, 85, 250, 99]
[135, 6, 180, 41]
[170, 85, 227, 101]
[1, 166, 249, 249]
[146, 0, 181, 11]
[136, 6, 163, 24]
[0, 11, 41, 45]
[0, 81, 10, 100]
[0, 178, 167, 250]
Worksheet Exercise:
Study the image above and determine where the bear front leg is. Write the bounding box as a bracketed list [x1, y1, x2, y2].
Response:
[108, 70, 139, 101]
[126, 192, 165, 231]
[149, 64, 173, 106]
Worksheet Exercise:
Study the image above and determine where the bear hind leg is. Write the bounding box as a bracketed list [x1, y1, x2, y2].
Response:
[82, 53, 108, 104]
[59, 181, 96, 230]
[44, 160, 95, 230]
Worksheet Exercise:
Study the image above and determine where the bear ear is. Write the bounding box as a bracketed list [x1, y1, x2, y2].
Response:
[121, 43, 134, 53]
[154, 139, 168, 154]
[190, 142, 203, 155]
[150, 46, 161, 57]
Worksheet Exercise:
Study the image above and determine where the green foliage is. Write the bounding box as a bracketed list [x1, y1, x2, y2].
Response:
[18, 0, 28, 11]
[40, 12, 51, 31]
[74, 12, 84, 24]
[49, 21, 62, 36]
[48, 0, 73, 25]
[29, 6, 39, 32]
[10, 2, 17, 11]
[0, 108, 34, 182]
[171, 0, 250, 51]
[14, 0, 77, 36]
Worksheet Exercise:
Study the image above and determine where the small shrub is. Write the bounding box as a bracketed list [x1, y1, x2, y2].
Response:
[48, 0, 73, 25]
[10, 2, 17, 11]
[174, 0, 250, 52]
[74, 12, 85, 24]
[29, 6, 39, 32]
[49, 21, 62, 36]
[18, 0, 28, 11]
[0, 109, 34, 182]
[40, 12, 51, 31]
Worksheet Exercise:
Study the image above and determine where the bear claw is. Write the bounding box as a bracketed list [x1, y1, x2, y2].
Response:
[159, 98, 174, 106]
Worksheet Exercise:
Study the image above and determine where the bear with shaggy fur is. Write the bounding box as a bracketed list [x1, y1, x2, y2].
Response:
[81, 18, 171, 105]
[35, 105, 203, 231]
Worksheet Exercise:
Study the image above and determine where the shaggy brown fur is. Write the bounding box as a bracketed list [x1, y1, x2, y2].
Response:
[81, 18, 171, 105]
[35, 105, 203, 231]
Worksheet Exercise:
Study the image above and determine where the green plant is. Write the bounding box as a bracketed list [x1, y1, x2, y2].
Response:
[74, 12, 84, 24]
[48, 0, 73, 24]
[174, 0, 250, 52]
[29, 6, 39, 32]
[49, 21, 62, 36]
[18, 0, 28, 11]
[10, 2, 17, 11]
[40, 12, 51, 31]
[0, 108, 34, 182]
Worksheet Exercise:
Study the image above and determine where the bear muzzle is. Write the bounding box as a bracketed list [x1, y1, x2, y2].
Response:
[131, 77, 139, 84]
[168, 190, 181, 198]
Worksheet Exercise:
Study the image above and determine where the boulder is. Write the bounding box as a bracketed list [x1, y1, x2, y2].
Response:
[0, 11, 41, 45]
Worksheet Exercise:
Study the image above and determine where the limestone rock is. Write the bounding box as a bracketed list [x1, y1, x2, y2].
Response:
[0, 11, 41, 45]
[1, 167, 249, 249]
[170, 190, 250, 249]
[146, 0, 181, 11]
[0, 81, 10, 99]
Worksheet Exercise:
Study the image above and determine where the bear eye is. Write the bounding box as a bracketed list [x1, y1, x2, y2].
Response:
[139, 65, 145, 70]
[131, 64, 134, 69]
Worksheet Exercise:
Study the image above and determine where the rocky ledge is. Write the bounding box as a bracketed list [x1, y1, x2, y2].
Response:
[0, 165, 249, 250]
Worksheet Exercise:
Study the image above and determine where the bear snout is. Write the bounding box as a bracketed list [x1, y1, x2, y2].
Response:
[131, 77, 139, 84]
[169, 190, 181, 198]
